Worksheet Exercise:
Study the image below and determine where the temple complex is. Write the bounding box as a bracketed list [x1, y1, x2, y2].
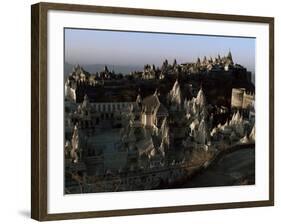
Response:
[64, 52, 255, 193]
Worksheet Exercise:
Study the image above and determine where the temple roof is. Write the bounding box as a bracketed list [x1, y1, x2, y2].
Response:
[142, 92, 160, 114]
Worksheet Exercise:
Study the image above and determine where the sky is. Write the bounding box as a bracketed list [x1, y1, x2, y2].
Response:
[64, 28, 255, 73]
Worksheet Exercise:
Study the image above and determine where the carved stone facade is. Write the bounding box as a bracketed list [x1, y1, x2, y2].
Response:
[231, 88, 255, 109]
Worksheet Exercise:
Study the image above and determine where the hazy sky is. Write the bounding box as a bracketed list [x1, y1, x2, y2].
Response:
[65, 28, 255, 73]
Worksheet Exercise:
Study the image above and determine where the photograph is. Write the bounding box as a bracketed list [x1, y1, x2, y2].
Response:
[63, 28, 256, 194]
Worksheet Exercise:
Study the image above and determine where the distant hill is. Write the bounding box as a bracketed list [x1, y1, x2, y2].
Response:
[64, 62, 143, 77]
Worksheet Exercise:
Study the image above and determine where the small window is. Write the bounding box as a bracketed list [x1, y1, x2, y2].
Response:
[96, 118, 100, 125]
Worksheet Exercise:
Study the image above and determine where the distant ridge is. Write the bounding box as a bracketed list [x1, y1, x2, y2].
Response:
[64, 62, 143, 77]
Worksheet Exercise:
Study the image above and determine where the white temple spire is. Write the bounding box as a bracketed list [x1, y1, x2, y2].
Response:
[195, 87, 206, 108]
[168, 79, 182, 108]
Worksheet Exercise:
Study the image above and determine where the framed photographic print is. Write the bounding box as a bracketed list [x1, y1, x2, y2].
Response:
[31, 2, 274, 221]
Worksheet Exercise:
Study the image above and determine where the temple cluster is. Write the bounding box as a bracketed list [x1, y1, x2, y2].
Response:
[63, 50, 255, 193]
[64, 51, 252, 103]
[64, 76, 255, 193]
